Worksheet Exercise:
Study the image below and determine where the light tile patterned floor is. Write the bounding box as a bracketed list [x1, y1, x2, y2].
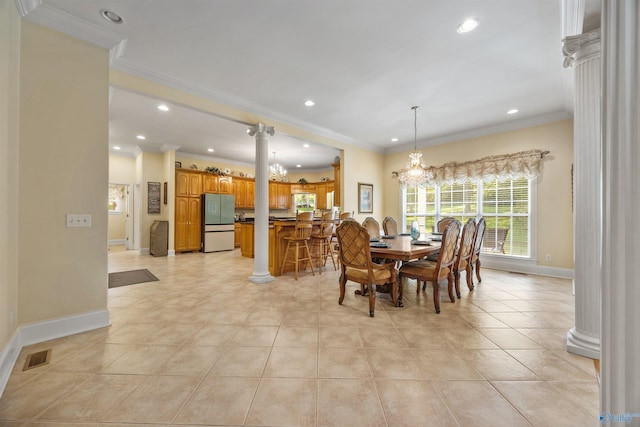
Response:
[0, 248, 599, 426]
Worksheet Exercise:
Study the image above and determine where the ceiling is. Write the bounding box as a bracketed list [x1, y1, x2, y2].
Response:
[21, 0, 591, 171]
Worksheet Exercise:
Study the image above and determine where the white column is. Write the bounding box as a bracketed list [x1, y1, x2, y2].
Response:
[248, 123, 275, 284]
[601, 0, 640, 418]
[562, 29, 601, 359]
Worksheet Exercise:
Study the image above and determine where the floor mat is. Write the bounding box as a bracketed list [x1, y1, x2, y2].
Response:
[108, 269, 159, 288]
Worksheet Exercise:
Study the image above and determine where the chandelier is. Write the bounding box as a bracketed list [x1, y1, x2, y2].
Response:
[269, 152, 288, 182]
[398, 106, 429, 188]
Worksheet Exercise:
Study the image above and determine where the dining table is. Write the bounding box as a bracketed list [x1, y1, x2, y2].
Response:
[367, 234, 442, 307]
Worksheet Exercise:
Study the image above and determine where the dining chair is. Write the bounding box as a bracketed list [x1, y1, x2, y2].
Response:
[281, 211, 315, 280]
[452, 218, 477, 298]
[310, 210, 337, 273]
[382, 216, 398, 236]
[436, 216, 458, 233]
[362, 217, 381, 239]
[470, 217, 486, 283]
[339, 211, 353, 221]
[398, 220, 461, 313]
[335, 220, 399, 317]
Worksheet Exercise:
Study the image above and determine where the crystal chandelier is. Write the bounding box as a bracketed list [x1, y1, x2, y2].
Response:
[269, 152, 287, 181]
[398, 106, 429, 188]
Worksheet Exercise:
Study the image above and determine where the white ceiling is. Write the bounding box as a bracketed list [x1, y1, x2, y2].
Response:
[21, 0, 588, 171]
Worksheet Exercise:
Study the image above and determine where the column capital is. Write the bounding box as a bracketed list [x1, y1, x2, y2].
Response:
[562, 29, 601, 68]
[248, 122, 275, 137]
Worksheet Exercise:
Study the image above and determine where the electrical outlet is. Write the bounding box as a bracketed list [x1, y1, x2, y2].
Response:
[66, 214, 92, 228]
[545, 254, 552, 262]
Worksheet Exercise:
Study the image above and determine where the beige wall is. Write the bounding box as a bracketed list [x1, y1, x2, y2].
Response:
[108, 155, 136, 242]
[383, 119, 574, 269]
[0, 0, 21, 353]
[18, 22, 109, 324]
[138, 152, 169, 251]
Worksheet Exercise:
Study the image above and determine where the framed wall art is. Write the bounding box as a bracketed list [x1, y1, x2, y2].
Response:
[358, 183, 373, 213]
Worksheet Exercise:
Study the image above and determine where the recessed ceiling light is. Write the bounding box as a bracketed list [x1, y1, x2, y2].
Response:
[157, 104, 169, 112]
[113, 146, 121, 150]
[457, 18, 478, 34]
[207, 148, 214, 152]
[100, 9, 123, 24]
[303, 144, 310, 148]
[304, 100, 315, 107]
[296, 164, 302, 168]
[507, 109, 519, 115]
[136, 135, 146, 140]
[391, 138, 398, 142]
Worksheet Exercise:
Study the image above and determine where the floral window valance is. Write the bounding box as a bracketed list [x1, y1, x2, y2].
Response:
[423, 149, 549, 186]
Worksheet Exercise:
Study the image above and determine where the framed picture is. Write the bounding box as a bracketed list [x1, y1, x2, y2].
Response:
[148, 182, 161, 214]
[175, 161, 182, 169]
[358, 183, 373, 213]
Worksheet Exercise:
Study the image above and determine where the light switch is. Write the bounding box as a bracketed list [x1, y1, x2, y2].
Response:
[66, 214, 92, 227]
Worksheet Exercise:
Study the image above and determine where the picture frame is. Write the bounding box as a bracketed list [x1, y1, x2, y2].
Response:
[163, 182, 168, 205]
[175, 161, 182, 169]
[148, 182, 161, 214]
[358, 183, 373, 213]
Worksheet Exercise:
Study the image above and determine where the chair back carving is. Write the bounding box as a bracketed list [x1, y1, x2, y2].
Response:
[455, 219, 477, 271]
[437, 216, 458, 233]
[435, 219, 461, 276]
[362, 217, 381, 238]
[382, 216, 398, 236]
[336, 220, 373, 272]
[339, 211, 353, 221]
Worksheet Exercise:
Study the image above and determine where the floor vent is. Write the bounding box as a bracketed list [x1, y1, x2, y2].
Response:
[23, 349, 51, 371]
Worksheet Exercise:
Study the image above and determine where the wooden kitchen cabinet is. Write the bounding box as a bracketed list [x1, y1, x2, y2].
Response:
[233, 177, 255, 209]
[203, 174, 233, 194]
[218, 176, 233, 194]
[240, 222, 254, 257]
[175, 196, 201, 252]
[332, 163, 341, 206]
[269, 182, 290, 209]
[176, 170, 202, 197]
[315, 182, 327, 209]
[234, 222, 242, 248]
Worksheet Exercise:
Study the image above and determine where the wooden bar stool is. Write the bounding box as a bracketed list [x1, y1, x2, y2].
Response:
[281, 211, 315, 280]
[310, 211, 337, 273]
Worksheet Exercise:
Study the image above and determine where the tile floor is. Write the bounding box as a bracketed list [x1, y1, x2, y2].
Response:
[0, 247, 599, 426]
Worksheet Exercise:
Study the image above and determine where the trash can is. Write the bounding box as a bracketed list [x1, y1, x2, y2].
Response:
[150, 220, 168, 256]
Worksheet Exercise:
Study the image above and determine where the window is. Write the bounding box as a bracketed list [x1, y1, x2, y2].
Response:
[403, 177, 532, 257]
[108, 184, 127, 214]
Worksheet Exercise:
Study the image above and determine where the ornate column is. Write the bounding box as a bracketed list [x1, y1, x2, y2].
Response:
[248, 123, 275, 284]
[562, 29, 601, 359]
[601, 0, 640, 416]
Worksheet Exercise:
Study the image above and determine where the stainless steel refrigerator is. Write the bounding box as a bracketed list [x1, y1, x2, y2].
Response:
[202, 193, 235, 252]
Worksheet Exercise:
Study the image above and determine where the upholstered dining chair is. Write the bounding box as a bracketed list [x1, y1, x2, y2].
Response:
[398, 220, 461, 313]
[281, 211, 315, 280]
[362, 217, 381, 239]
[470, 217, 486, 283]
[335, 220, 398, 317]
[452, 218, 477, 298]
[436, 216, 458, 233]
[310, 210, 337, 273]
[382, 216, 398, 236]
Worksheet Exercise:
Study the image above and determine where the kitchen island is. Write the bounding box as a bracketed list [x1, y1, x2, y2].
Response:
[240, 218, 334, 277]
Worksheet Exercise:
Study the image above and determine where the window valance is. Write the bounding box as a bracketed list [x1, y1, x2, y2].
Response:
[424, 149, 549, 186]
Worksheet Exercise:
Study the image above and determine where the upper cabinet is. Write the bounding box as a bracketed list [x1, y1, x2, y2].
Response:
[176, 170, 202, 197]
[203, 173, 233, 194]
[269, 181, 291, 209]
[233, 177, 255, 209]
[332, 163, 341, 206]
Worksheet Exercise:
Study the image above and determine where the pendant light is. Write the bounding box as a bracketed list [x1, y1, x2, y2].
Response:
[398, 106, 429, 187]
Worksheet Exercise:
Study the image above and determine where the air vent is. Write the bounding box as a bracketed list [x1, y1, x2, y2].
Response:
[23, 349, 51, 371]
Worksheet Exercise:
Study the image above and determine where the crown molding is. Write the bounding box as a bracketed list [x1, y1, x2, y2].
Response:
[16, 0, 127, 62]
[384, 111, 572, 155]
[160, 144, 181, 153]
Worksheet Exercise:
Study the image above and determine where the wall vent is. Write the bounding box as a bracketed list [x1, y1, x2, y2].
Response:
[23, 349, 51, 371]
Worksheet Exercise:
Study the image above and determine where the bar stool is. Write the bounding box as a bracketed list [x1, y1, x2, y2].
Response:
[310, 211, 337, 273]
[281, 211, 315, 280]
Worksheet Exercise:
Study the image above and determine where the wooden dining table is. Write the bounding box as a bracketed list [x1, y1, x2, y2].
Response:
[368, 235, 441, 306]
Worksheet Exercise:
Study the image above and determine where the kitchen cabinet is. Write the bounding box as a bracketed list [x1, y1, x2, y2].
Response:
[175, 195, 201, 252]
[176, 170, 202, 197]
[233, 177, 255, 209]
[315, 183, 327, 209]
[203, 174, 233, 194]
[234, 222, 242, 248]
[269, 182, 290, 209]
[240, 222, 254, 257]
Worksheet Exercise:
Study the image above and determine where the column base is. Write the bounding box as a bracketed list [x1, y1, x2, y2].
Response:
[567, 327, 600, 359]
[248, 272, 275, 284]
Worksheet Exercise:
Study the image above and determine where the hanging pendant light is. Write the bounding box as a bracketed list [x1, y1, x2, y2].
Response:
[269, 151, 287, 182]
[398, 106, 429, 188]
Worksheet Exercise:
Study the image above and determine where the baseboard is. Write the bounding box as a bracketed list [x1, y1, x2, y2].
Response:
[0, 330, 21, 398]
[108, 239, 126, 246]
[168, 249, 175, 256]
[481, 256, 574, 279]
[139, 247, 150, 255]
[0, 309, 110, 397]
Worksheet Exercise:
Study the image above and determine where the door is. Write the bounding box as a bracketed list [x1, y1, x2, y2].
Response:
[220, 194, 235, 224]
